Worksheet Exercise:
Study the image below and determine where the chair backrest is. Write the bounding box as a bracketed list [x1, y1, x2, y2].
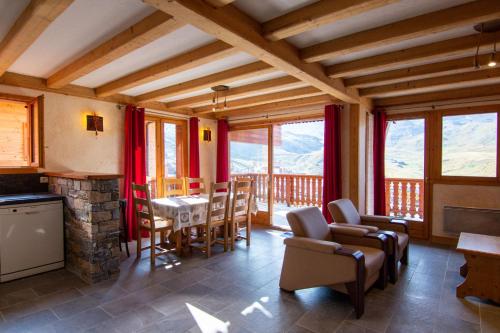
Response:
[164, 177, 186, 197]
[327, 199, 362, 225]
[206, 182, 231, 225]
[286, 207, 331, 241]
[186, 177, 206, 195]
[131, 183, 155, 230]
[230, 179, 254, 221]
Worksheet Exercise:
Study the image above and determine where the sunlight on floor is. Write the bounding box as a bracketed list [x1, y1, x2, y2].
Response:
[186, 303, 231, 333]
[240, 296, 273, 318]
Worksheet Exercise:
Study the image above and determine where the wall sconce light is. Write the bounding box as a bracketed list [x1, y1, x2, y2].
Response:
[86, 112, 103, 136]
[203, 128, 212, 142]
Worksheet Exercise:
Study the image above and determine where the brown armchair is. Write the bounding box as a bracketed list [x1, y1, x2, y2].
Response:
[279, 207, 388, 318]
[327, 199, 409, 283]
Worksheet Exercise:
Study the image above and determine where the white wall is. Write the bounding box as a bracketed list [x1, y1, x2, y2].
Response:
[0, 84, 124, 174]
[195, 118, 217, 184]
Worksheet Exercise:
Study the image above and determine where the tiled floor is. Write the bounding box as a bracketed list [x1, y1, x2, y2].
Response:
[0, 227, 499, 333]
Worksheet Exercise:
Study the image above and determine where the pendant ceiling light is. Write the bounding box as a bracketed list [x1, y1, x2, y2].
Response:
[473, 20, 500, 69]
[211, 85, 229, 111]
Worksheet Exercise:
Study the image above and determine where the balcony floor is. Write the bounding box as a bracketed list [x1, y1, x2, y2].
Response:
[256, 202, 322, 229]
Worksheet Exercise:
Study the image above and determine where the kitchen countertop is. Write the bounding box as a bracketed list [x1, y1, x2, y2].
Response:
[0, 193, 64, 206]
[44, 171, 123, 180]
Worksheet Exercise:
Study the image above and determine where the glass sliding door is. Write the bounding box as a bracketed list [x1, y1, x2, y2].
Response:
[272, 121, 324, 228]
[229, 127, 271, 224]
[145, 116, 187, 198]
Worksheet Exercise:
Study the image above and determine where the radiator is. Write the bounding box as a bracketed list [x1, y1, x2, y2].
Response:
[443, 206, 500, 236]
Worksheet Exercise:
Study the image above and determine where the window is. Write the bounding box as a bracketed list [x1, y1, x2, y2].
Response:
[441, 112, 497, 177]
[145, 117, 187, 198]
[0, 96, 43, 169]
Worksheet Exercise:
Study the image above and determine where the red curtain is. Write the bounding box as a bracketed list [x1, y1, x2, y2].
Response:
[216, 119, 229, 183]
[322, 104, 342, 222]
[189, 117, 200, 184]
[124, 105, 147, 241]
[373, 108, 387, 215]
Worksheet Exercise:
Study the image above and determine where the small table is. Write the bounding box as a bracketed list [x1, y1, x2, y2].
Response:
[456, 232, 500, 303]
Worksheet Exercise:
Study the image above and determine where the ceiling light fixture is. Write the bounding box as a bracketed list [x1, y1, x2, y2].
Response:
[211, 85, 229, 111]
[473, 19, 500, 69]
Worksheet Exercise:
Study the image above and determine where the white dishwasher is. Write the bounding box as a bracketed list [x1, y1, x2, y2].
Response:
[0, 200, 64, 282]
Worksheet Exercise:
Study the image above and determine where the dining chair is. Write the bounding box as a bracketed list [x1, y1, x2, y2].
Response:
[189, 182, 231, 258]
[229, 179, 254, 250]
[164, 177, 186, 197]
[186, 177, 206, 195]
[132, 183, 175, 265]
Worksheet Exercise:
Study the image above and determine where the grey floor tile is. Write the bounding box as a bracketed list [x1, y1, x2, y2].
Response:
[480, 308, 500, 333]
[0, 288, 38, 309]
[51, 308, 111, 332]
[52, 295, 100, 319]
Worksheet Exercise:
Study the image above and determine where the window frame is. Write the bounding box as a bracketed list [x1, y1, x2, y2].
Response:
[144, 115, 188, 197]
[0, 93, 44, 173]
[435, 105, 500, 184]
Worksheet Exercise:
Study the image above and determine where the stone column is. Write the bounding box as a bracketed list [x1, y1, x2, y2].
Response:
[49, 176, 120, 284]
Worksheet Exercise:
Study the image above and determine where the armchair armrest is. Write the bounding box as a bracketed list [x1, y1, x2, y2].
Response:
[284, 237, 342, 254]
[360, 216, 408, 234]
[360, 215, 392, 223]
[333, 223, 379, 233]
[329, 224, 369, 237]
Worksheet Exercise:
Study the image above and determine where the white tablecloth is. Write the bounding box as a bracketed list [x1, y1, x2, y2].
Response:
[152, 194, 257, 232]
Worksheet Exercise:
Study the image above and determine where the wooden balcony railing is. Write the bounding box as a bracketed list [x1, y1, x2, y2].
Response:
[231, 173, 323, 207]
[385, 178, 424, 221]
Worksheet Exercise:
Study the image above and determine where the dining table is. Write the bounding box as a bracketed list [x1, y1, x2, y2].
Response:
[151, 193, 258, 233]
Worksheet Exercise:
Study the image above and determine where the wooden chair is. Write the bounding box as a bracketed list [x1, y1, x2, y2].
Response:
[186, 177, 207, 195]
[164, 177, 186, 197]
[230, 179, 254, 250]
[132, 183, 175, 265]
[189, 182, 231, 258]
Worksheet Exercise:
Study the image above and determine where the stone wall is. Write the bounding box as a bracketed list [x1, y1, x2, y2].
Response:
[49, 177, 120, 284]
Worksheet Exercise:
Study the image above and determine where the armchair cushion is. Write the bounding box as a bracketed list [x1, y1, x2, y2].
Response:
[328, 199, 362, 225]
[287, 207, 332, 241]
[333, 223, 379, 233]
[346, 245, 385, 280]
[284, 237, 342, 254]
[329, 224, 369, 237]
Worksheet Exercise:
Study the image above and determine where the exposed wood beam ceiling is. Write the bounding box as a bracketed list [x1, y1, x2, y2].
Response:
[360, 67, 500, 98]
[193, 86, 323, 114]
[47, 11, 183, 88]
[95, 40, 237, 97]
[262, 0, 397, 41]
[213, 95, 335, 118]
[327, 33, 500, 78]
[345, 54, 492, 88]
[375, 83, 500, 107]
[144, 0, 360, 104]
[135, 61, 275, 103]
[0, 0, 74, 77]
[301, 0, 500, 63]
[166, 75, 304, 109]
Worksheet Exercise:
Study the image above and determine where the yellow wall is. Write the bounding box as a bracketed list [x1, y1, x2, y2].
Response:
[0, 84, 125, 174]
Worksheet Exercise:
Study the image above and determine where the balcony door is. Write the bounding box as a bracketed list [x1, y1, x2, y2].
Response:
[145, 116, 187, 198]
[385, 113, 429, 238]
[229, 126, 272, 225]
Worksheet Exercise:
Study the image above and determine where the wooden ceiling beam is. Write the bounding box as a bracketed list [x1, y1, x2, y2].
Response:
[360, 68, 500, 98]
[0, 0, 74, 77]
[166, 75, 304, 109]
[375, 83, 500, 107]
[144, 0, 359, 104]
[345, 54, 493, 88]
[213, 94, 335, 118]
[326, 33, 500, 78]
[135, 61, 275, 102]
[193, 86, 322, 114]
[301, 0, 500, 63]
[262, 0, 397, 41]
[95, 40, 236, 97]
[47, 10, 183, 88]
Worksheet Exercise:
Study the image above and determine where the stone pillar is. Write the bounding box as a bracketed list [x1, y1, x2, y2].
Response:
[48, 176, 120, 284]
